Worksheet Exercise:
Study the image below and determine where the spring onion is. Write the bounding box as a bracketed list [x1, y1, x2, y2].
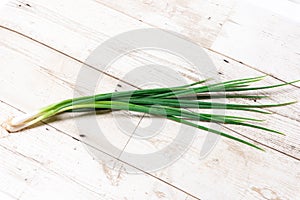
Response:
[2, 76, 298, 150]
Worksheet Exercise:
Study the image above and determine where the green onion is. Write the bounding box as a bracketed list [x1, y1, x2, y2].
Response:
[3, 76, 298, 150]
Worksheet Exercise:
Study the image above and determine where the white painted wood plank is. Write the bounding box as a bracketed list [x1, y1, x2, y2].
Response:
[212, 0, 300, 81]
[0, 101, 190, 200]
[0, 0, 148, 61]
[0, 0, 225, 81]
[0, 140, 103, 200]
[93, 0, 300, 82]
[97, 0, 236, 48]
[1, 0, 298, 84]
[0, 191, 17, 200]
[123, 118, 300, 199]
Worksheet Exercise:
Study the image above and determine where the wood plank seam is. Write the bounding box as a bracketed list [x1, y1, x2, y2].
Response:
[223, 125, 300, 161]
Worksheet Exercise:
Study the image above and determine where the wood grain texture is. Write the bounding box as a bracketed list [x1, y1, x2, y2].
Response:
[0, 0, 299, 199]
[212, 0, 300, 82]
[97, 0, 300, 81]
[0, 102, 191, 200]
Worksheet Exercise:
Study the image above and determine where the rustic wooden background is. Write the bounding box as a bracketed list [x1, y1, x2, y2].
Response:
[0, 0, 299, 199]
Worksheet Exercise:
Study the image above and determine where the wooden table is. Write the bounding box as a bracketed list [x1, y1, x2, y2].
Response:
[0, 0, 299, 199]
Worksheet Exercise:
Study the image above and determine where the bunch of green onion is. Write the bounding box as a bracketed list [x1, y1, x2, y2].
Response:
[3, 76, 298, 150]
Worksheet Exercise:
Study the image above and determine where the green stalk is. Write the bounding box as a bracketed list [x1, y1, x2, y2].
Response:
[3, 76, 298, 151]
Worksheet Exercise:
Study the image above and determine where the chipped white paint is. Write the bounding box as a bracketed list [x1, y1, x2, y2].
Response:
[0, 0, 299, 199]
